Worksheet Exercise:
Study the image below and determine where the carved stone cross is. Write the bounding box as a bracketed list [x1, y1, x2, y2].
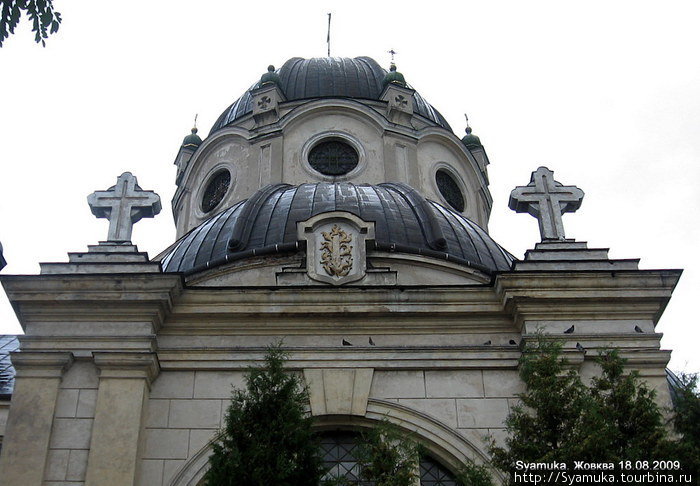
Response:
[509, 166, 584, 240]
[87, 172, 161, 242]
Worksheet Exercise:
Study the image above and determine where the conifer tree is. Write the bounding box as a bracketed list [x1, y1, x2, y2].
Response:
[671, 372, 700, 484]
[355, 420, 420, 486]
[489, 337, 676, 485]
[203, 343, 326, 486]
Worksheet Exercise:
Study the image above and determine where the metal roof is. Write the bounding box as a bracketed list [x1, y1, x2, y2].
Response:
[161, 182, 514, 276]
[210, 57, 452, 135]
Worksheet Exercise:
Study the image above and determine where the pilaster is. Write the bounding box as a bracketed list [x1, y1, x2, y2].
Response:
[0, 351, 73, 485]
[84, 352, 159, 486]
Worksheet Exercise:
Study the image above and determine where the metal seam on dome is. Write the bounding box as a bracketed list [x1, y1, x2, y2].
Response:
[261, 187, 288, 246]
[184, 213, 222, 271]
[431, 201, 470, 261]
[200, 201, 245, 266]
[447, 205, 505, 270]
[381, 183, 413, 246]
[228, 184, 290, 251]
[440, 204, 491, 265]
[381, 183, 447, 251]
[210, 202, 246, 260]
[372, 185, 398, 247]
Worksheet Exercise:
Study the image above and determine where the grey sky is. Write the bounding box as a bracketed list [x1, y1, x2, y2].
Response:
[1, 0, 698, 373]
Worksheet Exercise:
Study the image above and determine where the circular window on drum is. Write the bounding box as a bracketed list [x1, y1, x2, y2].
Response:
[308, 140, 359, 176]
[435, 169, 465, 212]
[201, 170, 231, 213]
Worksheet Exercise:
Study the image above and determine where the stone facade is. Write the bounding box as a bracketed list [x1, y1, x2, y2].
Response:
[0, 57, 681, 485]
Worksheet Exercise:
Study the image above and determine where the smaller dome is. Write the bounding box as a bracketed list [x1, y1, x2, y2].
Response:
[382, 63, 406, 88]
[258, 65, 282, 88]
[182, 127, 202, 148]
[461, 126, 482, 149]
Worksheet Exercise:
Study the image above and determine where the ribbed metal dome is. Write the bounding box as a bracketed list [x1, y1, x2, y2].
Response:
[161, 183, 514, 275]
[210, 57, 452, 135]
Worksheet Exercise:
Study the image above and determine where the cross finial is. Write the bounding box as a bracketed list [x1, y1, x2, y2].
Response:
[0, 240, 6, 271]
[327, 13, 332, 57]
[509, 166, 584, 241]
[388, 49, 397, 63]
[87, 172, 161, 242]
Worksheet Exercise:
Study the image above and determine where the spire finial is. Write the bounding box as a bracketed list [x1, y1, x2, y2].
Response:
[327, 13, 332, 57]
[464, 113, 472, 134]
[192, 114, 198, 134]
[388, 49, 397, 70]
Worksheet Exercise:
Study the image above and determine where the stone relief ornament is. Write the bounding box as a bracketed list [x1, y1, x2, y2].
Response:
[320, 224, 353, 277]
[298, 212, 375, 286]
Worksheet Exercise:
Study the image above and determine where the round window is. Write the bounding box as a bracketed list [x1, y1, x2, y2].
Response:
[308, 140, 359, 176]
[435, 169, 465, 212]
[201, 170, 231, 213]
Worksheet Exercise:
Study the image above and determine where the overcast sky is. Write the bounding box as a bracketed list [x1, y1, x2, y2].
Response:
[1, 1, 699, 374]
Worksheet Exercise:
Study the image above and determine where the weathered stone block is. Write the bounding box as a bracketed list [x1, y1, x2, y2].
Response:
[145, 399, 170, 428]
[150, 371, 195, 399]
[76, 389, 98, 418]
[61, 361, 99, 389]
[370, 371, 425, 399]
[456, 399, 509, 428]
[66, 449, 89, 481]
[44, 449, 70, 481]
[55, 389, 79, 418]
[136, 459, 164, 486]
[163, 459, 187, 486]
[169, 399, 222, 429]
[397, 398, 458, 427]
[305, 368, 374, 416]
[193, 371, 246, 399]
[482, 370, 524, 397]
[143, 429, 190, 459]
[49, 418, 93, 449]
[425, 370, 484, 398]
[189, 428, 217, 457]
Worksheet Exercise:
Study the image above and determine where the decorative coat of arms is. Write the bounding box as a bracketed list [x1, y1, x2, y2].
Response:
[297, 212, 375, 286]
[320, 224, 353, 277]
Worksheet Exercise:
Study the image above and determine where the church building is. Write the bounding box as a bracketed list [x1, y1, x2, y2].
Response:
[0, 56, 681, 485]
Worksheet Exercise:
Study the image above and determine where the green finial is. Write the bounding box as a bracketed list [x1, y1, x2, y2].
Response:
[382, 61, 406, 88]
[259, 65, 282, 87]
[461, 114, 482, 149]
[182, 115, 203, 148]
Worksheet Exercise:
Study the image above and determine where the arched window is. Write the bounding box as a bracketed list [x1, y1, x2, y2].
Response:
[318, 431, 460, 485]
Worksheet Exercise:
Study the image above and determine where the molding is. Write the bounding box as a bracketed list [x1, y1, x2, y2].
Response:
[156, 347, 521, 371]
[93, 352, 160, 384]
[10, 351, 74, 378]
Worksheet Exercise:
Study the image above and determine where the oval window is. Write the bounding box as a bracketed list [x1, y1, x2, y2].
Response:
[308, 140, 359, 176]
[435, 169, 465, 212]
[201, 170, 231, 213]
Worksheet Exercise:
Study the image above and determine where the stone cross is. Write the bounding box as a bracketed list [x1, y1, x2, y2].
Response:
[509, 166, 584, 240]
[87, 172, 161, 242]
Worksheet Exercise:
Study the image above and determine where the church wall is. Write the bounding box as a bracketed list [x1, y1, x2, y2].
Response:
[0, 400, 9, 445]
[283, 112, 384, 185]
[137, 371, 246, 486]
[42, 361, 98, 485]
[416, 139, 483, 224]
[135, 365, 527, 485]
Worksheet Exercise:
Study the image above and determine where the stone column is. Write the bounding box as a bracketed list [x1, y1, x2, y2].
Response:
[0, 351, 73, 485]
[84, 352, 159, 486]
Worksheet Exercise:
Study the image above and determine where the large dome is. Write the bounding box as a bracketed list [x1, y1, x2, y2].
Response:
[161, 182, 514, 275]
[210, 57, 452, 135]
